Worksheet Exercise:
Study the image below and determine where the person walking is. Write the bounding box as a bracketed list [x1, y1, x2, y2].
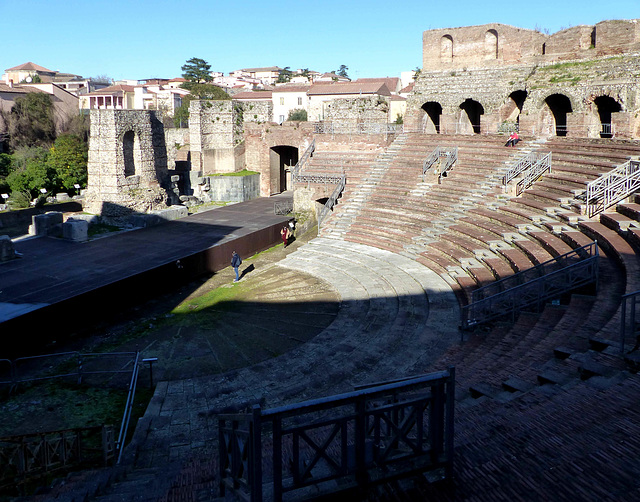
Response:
[231, 250, 242, 282]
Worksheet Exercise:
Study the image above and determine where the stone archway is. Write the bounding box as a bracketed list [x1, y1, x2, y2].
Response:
[441, 35, 453, 63]
[594, 95, 622, 138]
[544, 94, 573, 136]
[270, 145, 299, 194]
[459, 98, 484, 134]
[500, 90, 528, 126]
[421, 101, 443, 133]
[84, 110, 169, 216]
[485, 29, 498, 59]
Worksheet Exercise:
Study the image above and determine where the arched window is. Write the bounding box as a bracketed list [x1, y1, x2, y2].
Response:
[122, 131, 136, 177]
[422, 101, 443, 133]
[485, 29, 498, 59]
[441, 35, 453, 63]
[545, 94, 572, 136]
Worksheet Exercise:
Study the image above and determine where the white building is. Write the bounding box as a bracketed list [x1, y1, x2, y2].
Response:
[271, 84, 310, 123]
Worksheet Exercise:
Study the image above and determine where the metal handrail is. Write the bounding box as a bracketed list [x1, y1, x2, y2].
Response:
[318, 175, 346, 229]
[620, 290, 640, 354]
[471, 241, 597, 302]
[116, 351, 141, 464]
[586, 159, 640, 218]
[218, 368, 455, 502]
[291, 139, 315, 180]
[503, 152, 547, 185]
[422, 146, 458, 181]
[515, 152, 552, 196]
[313, 122, 403, 135]
[462, 242, 599, 329]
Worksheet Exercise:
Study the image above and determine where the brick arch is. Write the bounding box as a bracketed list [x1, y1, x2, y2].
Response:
[485, 29, 498, 59]
[440, 35, 453, 63]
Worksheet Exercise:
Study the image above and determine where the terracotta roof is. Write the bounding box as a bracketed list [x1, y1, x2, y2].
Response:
[169, 77, 187, 82]
[355, 77, 400, 91]
[238, 66, 281, 73]
[0, 83, 43, 94]
[308, 82, 391, 96]
[272, 84, 310, 93]
[232, 91, 273, 100]
[389, 94, 406, 101]
[400, 82, 415, 93]
[85, 84, 135, 96]
[5, 62, 55, 73]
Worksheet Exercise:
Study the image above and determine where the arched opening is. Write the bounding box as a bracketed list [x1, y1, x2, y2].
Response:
[440, 35, 453, 63]
[485, 29, 498, 59]
[544, 94, 572, 136]
[122, 130, 137, 177]
[500, 91, 527, 131]
[270, 145, 299, 194]
[542, 42, 546, 55]
[459, 99, 484, 134]
[594, 96, 622, 138]
[421, 101, 443, 133]
[591, 27, 597, 48]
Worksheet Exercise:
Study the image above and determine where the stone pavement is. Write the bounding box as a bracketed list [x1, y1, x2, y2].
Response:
[129, 237, 460, 470]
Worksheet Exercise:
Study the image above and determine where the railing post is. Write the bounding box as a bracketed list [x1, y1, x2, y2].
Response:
[621, 297, 628, 355]
[272, 415, 283, 502]
[250, 405, 263, 502]
[218, 418, 227, 497]
[355, 396, 368, 495]
[445, 367, 455, 479]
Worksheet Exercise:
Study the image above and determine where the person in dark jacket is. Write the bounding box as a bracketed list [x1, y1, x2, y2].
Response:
[231, 251, 242, 282]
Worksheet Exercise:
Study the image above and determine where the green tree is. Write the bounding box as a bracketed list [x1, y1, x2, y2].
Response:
[287, 109, 307, 121]
[277, 67, 292, 83]
[3, 93, 56, 150]
[6, 147, 53, 197]
[181, 57, 213, 83]
[336, 65, 349, 79]
[46, 134, 88, 192]
[0, 153, 12, 178]
[175, 82, 230, 127]
[413, 67, 422, 80]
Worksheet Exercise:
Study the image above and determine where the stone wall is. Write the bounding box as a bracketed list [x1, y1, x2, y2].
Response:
[422, 20, 640, 72]
[324, 96, 390, 132]
[408, 50, 640, 138]
[195, 173, 260, 203]
[84, 110, 171, 216]
[165, 128, 190, 171]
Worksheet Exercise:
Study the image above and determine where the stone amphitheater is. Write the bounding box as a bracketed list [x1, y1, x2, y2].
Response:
[23, 19, 640, 501]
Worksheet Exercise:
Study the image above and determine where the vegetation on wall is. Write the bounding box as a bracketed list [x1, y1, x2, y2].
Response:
[2, 93, 56, 151]
[287, 108, 308, 121]
[175, 57, 231, 127]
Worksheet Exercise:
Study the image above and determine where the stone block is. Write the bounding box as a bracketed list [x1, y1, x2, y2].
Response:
[62, 220, 89, 242]
[56, 193, 71, 202]
[151, 205, 188, 221]
[130, 213, 162, 228]
[0, 235, 15, 261]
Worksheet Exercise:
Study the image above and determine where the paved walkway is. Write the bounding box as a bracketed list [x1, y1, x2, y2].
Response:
[131, 237, 460, 470]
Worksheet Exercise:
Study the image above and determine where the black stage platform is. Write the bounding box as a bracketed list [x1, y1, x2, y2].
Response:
[0, 195, 292, 354]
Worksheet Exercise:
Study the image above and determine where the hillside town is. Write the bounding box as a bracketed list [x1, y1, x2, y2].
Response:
[0, 61, 415, 139]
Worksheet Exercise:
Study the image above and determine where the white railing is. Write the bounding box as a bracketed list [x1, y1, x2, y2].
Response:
[586, 159, 640, 218]
[515, 152, 552, 196]
[422, 146, 458, 182]
[318, 175, 346, 229]
[291, 139, 315, 181]
[313, 122, 403, 135]
[503, 152, 545, 185]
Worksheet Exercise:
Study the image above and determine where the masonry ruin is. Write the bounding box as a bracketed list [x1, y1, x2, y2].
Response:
[84, 19, 640, 219]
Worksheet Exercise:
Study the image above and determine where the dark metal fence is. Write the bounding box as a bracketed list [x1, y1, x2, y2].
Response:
[218, 369, 455, 501]
[620, 290, 640, 354]
[0, 425, 115, 491]
[462, 242, 599, 329]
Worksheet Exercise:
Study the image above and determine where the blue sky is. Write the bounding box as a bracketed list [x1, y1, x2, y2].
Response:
[2, 0, 638, 81]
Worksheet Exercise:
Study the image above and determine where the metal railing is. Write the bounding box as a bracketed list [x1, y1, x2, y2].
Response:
[461, 241, 599, 329]
[291, 139, 315, 181]
[422, 147, 458, 182]
[274, 200, 293, 216]
[514, 152, 552, 196]
[503, 151, 546, 185]
[620, 290, 640, 354]
[313, 122, 404, 135]
[0, 425, 116, 490]
[586, 159, 640, 218]
[116, 351, 141, 464]
[318, 175, 346, 229]
[218, 369, 455, 502]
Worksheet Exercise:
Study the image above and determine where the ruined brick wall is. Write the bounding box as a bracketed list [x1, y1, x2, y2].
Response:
[422, 19, 640, 71]
[165, 128, 189, 170]
[84, 110, 170, 216]
[324, 96, 390, 132]
[236, 100, 273, 124]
